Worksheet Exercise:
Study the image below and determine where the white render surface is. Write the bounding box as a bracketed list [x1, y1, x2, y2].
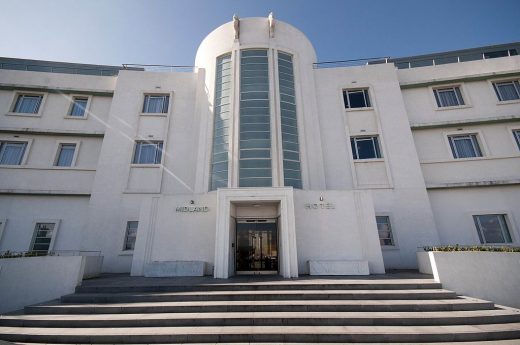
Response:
[0, 256, 85, 313]
[308, 260, 369, 275]
[417, 251, 520, 308]
[144, 261, 206, 277]
[0, 16, 519, 281]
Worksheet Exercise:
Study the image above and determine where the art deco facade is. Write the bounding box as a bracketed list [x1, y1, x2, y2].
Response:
[0, 17, 519, 278]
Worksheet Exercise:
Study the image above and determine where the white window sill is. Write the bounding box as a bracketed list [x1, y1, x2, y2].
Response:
[435, 104, 471, 111]
[139, 113, 168, 117]
[129, 163, 162, 168]
[421, 154, 520, 164]
[496, 99, 520, 106]
[6, 112, 41, 117]
[345, 107, 374, 112]
[381, 245, 399, 251]
[353, 158, 385, 163]
[119, 251, 134, 256]
[64, 115, 88, 120]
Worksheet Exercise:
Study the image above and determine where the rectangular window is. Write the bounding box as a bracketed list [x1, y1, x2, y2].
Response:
[448, 134, 482, 158]
[132, 141, 163, 164]
[433, 86, 465, 107]
[473, 214, 512, 244]
[124, 221, 138, 251]
[12, 94, 43, 114]
[351, 136, 382, 160]
[142, 94, 169, 113]
[514, 129, 520, 150]
[69, 96, 89, 117]
[343, 89, 371, 109]
[55, 143, 76, 167]
[376, 216, 394, 246]
[493, 80, 520, 102]
[0, 141, 27, 165]
[31, 223, 55, 252]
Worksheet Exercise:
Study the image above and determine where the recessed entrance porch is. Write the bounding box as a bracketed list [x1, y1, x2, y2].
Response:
[214, 187, 298, 279]
[235, 218, 278, 275]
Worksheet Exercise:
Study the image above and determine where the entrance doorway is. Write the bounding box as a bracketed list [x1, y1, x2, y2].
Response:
[235, 219, 278, 274]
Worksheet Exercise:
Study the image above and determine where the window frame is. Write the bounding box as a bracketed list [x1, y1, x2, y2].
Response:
[52, 140, 80, 168]
[343, 88, 373, 110]
[472, 213, 515, 245]
[491, 79, 520, 104]
[511, 127, 520, 151]
[444, 130, 487, 159]
[140, 92, 172, 116]
[122, 220, 139, 253]
[350, 135, 383, 160]
[7, 91, 47, 117]
[0, 138, 32, 166]
[431, 84, 469, 110]
[65, 94, 92, 119]
[375, 214, 398, 248]
[0, 218, 6, 245]
[132, 140, 164, 165]
[29, 219, 60, 253]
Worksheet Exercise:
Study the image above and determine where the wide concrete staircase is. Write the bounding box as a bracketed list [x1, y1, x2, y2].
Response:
[1, 274, 520, 344]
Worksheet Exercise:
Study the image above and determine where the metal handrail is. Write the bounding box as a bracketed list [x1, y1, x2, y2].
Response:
[122, 64, 197, 72]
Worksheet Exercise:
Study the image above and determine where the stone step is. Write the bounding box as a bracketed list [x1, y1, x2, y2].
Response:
[60, 289, 457, 303]
[1, 323, 520, 343]
[75, 281, 443, 294]
[3, 309, 520, 328]
[11, 341, 520, 345]
[25, 297, 493, 314]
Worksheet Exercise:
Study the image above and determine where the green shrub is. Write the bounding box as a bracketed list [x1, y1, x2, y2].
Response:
[423, 245, 520, 252]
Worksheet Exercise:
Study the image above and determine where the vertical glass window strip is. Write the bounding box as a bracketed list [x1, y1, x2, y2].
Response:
[278, 52, 302, 189]
[239, 49, 272, 187]
[210, 54, 232, 190]
[55, 143, 76, 167]
[13, 94, 43, 114]
[124, 221, 138, 251]
[31, 223, 55, 252]
[0, 141, 27, 165]
[69, 97, 88, 117]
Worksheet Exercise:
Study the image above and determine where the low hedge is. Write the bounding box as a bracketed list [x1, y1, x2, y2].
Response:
[423, 245, 520, 252]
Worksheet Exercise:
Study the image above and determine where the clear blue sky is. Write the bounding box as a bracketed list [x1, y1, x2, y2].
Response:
[1, 0, 519, 66]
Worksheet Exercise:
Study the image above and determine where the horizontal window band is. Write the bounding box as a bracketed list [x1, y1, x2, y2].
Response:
[240, 149, 271, 159]
[241, 50, 268, 56]
[239, 160, 272, 169]
[239, 168, 272, 178]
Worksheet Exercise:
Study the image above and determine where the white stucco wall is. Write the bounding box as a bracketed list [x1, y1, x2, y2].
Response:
[0, 256, 84, 313]
[417, 251, 520, 308]
[427, 186, 520, 246]
[0, 195, 90, 253]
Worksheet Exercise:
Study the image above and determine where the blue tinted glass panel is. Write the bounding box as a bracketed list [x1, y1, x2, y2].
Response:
[278, 52, 302, 189]
[239, 50, 272, 187]
[210, 54, 232, 190]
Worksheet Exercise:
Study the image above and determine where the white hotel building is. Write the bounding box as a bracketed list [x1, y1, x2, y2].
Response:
[0, 17, 519, 278]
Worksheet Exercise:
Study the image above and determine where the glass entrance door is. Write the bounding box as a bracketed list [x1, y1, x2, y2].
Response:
[235, 219, 278, 274]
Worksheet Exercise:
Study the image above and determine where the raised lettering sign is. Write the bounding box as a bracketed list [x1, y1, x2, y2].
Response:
[304, 202, 335, 210]
[175, 206, 209, 213]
